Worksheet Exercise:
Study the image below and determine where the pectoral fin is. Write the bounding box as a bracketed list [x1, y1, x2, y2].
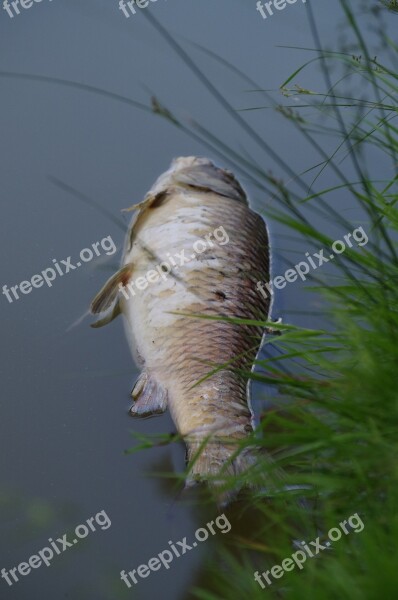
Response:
[90, 263, 134, 315]
[130, 371, 168, 418]
[90, 301, 121, 329]
[123, 192, 168, 251]
[122, 191, 167, 214]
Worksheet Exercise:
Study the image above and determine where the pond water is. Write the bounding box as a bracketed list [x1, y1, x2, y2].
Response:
[0, 1, 394, 599]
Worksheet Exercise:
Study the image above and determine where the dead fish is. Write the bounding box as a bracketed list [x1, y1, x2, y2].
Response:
[90, 157, 272, 498]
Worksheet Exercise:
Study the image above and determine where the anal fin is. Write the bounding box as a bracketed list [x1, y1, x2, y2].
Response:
[130, 371, 168, 418]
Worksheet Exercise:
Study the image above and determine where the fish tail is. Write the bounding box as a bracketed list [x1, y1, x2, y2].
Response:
[185, 441, 296, 506]
[185, 440, 260, 506]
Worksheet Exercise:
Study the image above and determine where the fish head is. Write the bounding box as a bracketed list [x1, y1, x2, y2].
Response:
[146, 156, 248, 204]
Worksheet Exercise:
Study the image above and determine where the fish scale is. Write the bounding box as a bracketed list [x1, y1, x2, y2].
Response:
[90, 157, 272, 500]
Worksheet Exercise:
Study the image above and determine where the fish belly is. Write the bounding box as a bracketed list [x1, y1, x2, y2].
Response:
[121, 188, 270, 483]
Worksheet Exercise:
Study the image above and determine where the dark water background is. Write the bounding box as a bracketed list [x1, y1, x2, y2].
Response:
[0, 1, 394, 599]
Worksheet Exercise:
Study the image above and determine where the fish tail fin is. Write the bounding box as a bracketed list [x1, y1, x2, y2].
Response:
[185, 440, 263, 506]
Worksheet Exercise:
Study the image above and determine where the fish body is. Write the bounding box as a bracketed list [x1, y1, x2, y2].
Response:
[91, 157, 271, 492]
